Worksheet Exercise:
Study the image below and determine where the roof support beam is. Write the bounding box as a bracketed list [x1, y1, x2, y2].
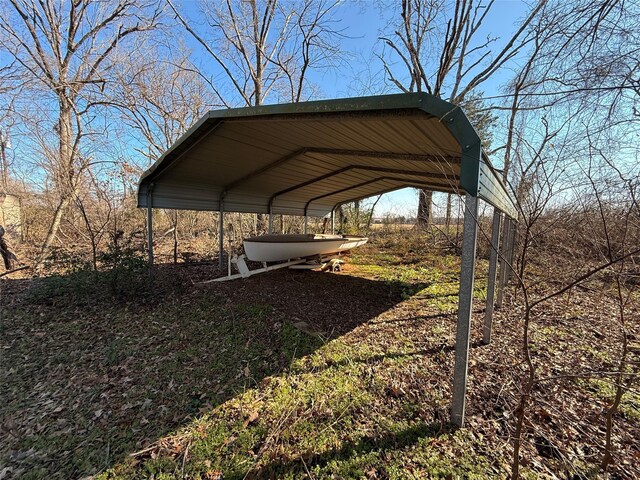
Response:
[305, 177, 383, 215]
[333, 182, 456, 211]
[219, 147, 459, 197]
[218, 202, 225, 270]
[505, 218, 516, 282]
[308, 148, 459, 165]
[496, 217, 513, 309]
[303, 176, 455, 216]
[270, 165, 459, 211]
[221, 148, 309, 197]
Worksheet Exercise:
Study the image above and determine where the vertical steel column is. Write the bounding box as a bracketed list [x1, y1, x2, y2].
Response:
[218, 203, 224, 270]
[304, 216, 308, 234]
[496, 217, 512, 309]
[147, 200, 153, 268]
[506, 219, 517, 282]
[451, 193, 479, 428]
[483, 210, 503, 345]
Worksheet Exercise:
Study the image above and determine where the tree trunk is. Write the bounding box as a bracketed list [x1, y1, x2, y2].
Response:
[445, 193, 452, 229]
[37, 98, 76, 267]
[601, 329, 629, 471]
[0, 141, 8, 192]
[0, 225, 18, 270]
[417, 189, 433, 228]
[321, 217, 328, 234]
[36, 195, 71, 267]
[337, 206, 346, 233]
[354, 200, 360, 230]
[367, 194, 383, 230]
[511, 301, 535, 480]
[257, 214, 268, 234]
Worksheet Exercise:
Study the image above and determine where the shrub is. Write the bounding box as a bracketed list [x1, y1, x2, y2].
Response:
[29, 245, 151, 306]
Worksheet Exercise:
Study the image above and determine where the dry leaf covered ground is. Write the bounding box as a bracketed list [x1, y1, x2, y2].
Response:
[1, 233, 638, 479]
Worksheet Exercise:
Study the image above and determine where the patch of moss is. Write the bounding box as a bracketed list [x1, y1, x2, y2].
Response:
[384, 429, 496, 479]
[579, 344, 612, 363]
[580, 378, 640, 420]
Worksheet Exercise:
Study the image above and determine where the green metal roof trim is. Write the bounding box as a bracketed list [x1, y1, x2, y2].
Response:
[138, 93, 517, 218]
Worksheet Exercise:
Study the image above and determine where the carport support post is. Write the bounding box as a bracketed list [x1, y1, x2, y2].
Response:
[218, 203, 224, 270]
[451, 193, 479, 428]
[146, 184, 154, 270]
[496, 217, 512, 309]
[147, 206, 153, 268]
[483, 209, 502, 345]
[331, 209, 335, 234]
[506, 219, 517, 282]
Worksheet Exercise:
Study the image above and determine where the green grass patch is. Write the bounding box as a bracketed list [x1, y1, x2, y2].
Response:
[578, 378, 640, 420]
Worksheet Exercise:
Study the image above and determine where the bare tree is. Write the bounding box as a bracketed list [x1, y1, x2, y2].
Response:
[582, 161, 639, 472]
[167, 0, 344, 107]
[75, 170, 115, 271]
[378, 0, 545, 226]
[0, 61, 22, 194]
[109, 50, 217, 262]
[488, 129, 639, 477]
[0, 0, 160, 266]
[498, 0, 640, 182]
[114, 53, 213, 163]
[492, 2, 640, 475]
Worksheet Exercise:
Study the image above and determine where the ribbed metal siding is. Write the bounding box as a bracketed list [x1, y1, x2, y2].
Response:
[477, 160, 517, 218]
[139, 112, 463, 217]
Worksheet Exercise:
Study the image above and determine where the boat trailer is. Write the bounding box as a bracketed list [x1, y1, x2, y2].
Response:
[197, 254, 345, 284]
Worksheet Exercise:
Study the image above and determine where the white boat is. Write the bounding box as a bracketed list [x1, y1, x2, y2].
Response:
[243, 233, 368, 262]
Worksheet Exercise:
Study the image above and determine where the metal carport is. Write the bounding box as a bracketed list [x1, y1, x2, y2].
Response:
[137, 92, 517, 428]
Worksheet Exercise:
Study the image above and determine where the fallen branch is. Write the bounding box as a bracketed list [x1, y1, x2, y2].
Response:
[0, 265, 29, 278]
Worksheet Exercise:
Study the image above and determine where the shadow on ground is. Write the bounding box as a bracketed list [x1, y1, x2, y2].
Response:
[0, 262, 414, 479]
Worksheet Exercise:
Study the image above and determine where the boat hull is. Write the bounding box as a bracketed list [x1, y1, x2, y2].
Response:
[243, 234, 368, 262]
